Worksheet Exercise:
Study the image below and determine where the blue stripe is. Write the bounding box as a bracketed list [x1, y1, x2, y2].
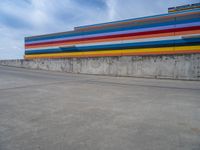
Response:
[25, 18, 200, 43]
[25, 38, 200, 54]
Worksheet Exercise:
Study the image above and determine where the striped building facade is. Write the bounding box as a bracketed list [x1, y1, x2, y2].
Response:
[24, 5, 200, 59]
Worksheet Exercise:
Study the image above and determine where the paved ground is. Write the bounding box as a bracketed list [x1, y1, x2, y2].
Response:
[0, 65, 200, 150]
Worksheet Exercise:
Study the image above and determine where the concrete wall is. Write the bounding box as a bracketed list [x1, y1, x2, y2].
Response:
[0, 54, 200, 80]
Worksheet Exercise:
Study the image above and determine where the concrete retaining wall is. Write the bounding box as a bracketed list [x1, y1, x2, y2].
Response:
[0, 54, 200, 80]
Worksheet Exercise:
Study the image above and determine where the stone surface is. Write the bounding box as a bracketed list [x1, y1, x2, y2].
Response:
[0, 54, 200, 80]
[0, 66, 200, 150]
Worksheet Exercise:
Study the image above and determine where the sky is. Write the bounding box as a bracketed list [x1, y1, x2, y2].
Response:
[0, 0, 199, 59]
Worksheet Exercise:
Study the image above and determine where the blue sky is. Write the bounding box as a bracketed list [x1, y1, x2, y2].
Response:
[0, 0, 199, 59]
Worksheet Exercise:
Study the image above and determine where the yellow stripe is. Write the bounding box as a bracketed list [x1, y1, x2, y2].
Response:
[24, 45, 200, 59]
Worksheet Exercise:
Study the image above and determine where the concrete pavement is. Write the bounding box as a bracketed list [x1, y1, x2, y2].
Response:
[0, 65, 200, 150]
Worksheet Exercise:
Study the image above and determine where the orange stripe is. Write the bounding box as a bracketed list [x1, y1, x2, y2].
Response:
[122, 50, 200, 56]
[174, 29, 200, 35]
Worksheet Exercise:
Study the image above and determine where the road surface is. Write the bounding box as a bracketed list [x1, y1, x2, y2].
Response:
[0, 65, 200, 150]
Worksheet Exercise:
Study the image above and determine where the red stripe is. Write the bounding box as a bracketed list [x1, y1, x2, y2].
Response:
[25, 26, 200, 47]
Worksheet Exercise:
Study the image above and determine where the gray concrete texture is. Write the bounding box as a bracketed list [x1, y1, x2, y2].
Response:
[0, 54, 200, 80]
[0, 65, 200, 150]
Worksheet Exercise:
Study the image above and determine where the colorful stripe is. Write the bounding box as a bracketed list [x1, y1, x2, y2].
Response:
[24, 8, 200, 59]
[25, 20, 200, 44]
[25, 45, 200, 59]
[25, 17, 200, 43]
[25, 26, 200, 48]
[25, 37, 200, 54]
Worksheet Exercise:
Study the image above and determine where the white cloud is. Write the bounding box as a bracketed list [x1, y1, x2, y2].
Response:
[106, 0, 117, 21]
